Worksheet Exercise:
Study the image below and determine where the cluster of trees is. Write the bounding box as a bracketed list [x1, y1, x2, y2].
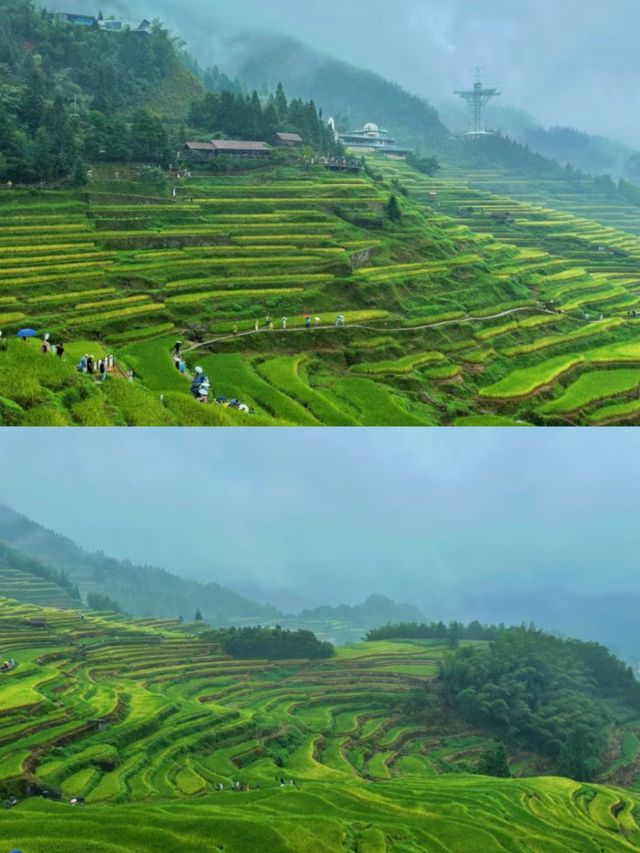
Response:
[86, 591, 122, 613]
[0, 540, 80, 600]
[438, 626, 639, 781]
[406, 151, 440, 177]
[366, 620, 504, 644]
[0, 0, 181, 181]
[189, 83, 339, 153]
[202, 625, 335, 660]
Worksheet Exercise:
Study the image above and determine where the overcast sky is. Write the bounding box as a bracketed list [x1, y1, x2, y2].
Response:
[0, 429, 638, 616]
[70, 0, 640, 147]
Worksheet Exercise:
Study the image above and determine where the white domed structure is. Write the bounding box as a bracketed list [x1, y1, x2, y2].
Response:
[336, 122, 411, 157]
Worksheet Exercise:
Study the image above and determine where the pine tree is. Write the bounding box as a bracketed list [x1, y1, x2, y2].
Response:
[195, 609, 203, 621]
[385, 194, 402, 221]
[274, 82, 288, 122]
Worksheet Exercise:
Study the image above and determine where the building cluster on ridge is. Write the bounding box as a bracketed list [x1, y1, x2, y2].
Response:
[52, 10, 151, 33]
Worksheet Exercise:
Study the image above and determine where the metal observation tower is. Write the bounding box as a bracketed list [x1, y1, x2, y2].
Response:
[454, 69, 501, 136]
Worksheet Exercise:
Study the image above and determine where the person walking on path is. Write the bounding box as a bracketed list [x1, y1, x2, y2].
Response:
[56, 342, 64, 359]
[191, 366, 208, 399]
[305, 316, 311, 330]
[282, 317, 288, 330]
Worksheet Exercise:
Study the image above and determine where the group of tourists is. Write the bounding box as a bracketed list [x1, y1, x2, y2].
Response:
[171, 341, 254, 413]
[77, 353, 112, 383]
[40, 334, 64, 358]
[252, 313, 346, 332]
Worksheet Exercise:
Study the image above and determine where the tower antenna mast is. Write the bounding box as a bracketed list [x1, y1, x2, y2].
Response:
[454, 68, 501, 136]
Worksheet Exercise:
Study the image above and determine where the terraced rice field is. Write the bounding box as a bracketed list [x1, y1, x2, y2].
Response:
[2, 597, 640, 852]
[3, 159, 640, 424]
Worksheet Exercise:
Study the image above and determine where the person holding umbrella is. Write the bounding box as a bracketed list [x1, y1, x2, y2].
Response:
[16, 328, 37, 343]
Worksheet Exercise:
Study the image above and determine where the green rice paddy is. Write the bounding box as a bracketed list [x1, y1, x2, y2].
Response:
[3, 158, 640, 424]
[2, 597, 640, 851]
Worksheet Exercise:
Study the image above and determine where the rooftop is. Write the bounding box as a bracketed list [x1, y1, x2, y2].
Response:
[210, 140, 271, 152]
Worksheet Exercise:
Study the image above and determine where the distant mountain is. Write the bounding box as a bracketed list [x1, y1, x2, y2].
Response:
[222, 32, 450, 151]
[516, 126, 637, 180]
[0, 505, 279, 624]
[438, 96, 640, 181]
[282, 594, 425, 645]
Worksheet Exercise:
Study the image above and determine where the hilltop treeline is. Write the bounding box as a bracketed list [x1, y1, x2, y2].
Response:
[189, 83, 338, 153]
[0, 540, 79, 600]
[202, 626, 335, 660]
[366, 620, 502, 643]
[439, 627, 640, 781]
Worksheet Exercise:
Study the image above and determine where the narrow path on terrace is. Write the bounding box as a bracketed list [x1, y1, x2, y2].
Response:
[183, 305, 564, 353]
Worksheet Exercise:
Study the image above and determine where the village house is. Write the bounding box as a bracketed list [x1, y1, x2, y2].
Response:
[272, 132, 304, 147]
[184, 140, 272, 160]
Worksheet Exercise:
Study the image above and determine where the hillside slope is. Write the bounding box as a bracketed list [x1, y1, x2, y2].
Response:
[0, 541, 79, 609]
[3, 153, 640, 425]
[0, 505, 279, 622]
[1, 598, 640, 852]
[224, 32, 449, 149]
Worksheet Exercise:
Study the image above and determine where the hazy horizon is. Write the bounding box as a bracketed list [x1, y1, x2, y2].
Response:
[0, 429, 638, 621]
[58, 0, 640, 148]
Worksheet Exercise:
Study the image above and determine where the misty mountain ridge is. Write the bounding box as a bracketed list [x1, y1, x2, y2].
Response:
[219, 30, 450, 149]
[0, 505, 421, 639]
[0, 503, 278, 623]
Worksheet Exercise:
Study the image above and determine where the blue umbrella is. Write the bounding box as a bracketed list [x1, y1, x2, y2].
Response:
[16, 329, 37, 338]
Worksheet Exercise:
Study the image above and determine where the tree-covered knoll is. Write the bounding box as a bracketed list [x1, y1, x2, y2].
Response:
[201, 625, 335, 659]
[438, 627, 640, 781]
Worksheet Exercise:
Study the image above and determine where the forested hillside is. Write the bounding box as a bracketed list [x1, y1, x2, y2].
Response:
[0, 1, 334, 184]
[0, 504, 279, 622]
[370, 622, 640, 782]
[224, 32, 449, 150]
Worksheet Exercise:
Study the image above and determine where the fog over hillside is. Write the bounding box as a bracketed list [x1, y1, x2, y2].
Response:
[57, 0, 640, 147]
[0, 430, 638, 624]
